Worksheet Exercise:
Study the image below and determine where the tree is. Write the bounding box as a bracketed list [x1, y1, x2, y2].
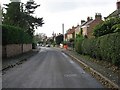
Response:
[55, 34, 63, 45]
[34, 33, 46, 43]
[3, 2, 21, 26]
[2, 0, 44, 37]
[93, 17, 120, 37]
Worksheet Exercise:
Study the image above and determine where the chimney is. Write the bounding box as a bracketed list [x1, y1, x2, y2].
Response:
[95, 13, 102, 20]
[87, 17, 93, 21]
[81, 20, 85, 24]
[117, 0, 120, 10]
[87, 17, 90, 21]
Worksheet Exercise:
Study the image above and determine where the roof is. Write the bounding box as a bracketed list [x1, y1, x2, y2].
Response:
[80, 21, 87, 27]
[106, 9, 120, 18]
[84, 20, 94, 26]
[81, 20, 94, 28]
[67, 26, 77, 34]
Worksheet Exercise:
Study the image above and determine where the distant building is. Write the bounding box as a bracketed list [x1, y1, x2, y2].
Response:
[66, 26, 77, 41]
[81, 13, 103, 38]
[105, 0, 120, 19]
[75, 24, 80, 38]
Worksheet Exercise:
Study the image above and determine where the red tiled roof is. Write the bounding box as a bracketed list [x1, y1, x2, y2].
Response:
[67, 26, 77, 34]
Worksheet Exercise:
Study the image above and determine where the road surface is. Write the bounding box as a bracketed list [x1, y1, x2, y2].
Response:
[3, 47, 103, 88]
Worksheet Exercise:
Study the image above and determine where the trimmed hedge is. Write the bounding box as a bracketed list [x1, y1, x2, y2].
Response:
[75, 32, 120, 66]
[2, 24, 32, 45]
[75, 35, 84, 54]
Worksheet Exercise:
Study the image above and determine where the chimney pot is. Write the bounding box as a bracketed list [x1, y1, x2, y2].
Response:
[81, 20, 85, 24]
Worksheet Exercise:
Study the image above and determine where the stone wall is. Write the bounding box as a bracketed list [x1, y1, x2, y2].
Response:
[2, 44, 32, 58]
[23, 44, 32, 53]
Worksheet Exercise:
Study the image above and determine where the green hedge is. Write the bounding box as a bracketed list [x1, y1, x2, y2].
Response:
[75, 32, 120, 66]
[2, 24, 32, 45]
[75, 35, 84, 54]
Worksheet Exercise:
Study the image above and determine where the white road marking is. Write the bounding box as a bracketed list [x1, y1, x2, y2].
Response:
[62, 53, 69, 58]
[64, 74, 77, 77]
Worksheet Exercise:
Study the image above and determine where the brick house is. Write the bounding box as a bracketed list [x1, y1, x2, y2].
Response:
[75, 24, 80, 38]
[66, 26, 77, 41]
[81, 13, 103, 38]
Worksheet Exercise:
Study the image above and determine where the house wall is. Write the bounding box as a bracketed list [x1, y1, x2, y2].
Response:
[75, 26, 80, 38]
[87, 20, 103, 38]
[67, 34, 72, 41]
[82, 26, 88, 36]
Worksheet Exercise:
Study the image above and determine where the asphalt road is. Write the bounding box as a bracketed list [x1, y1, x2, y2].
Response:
[3, 47, 103, 88]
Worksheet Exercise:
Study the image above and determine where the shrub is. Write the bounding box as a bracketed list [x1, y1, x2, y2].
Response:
[2, 24, 32, 45]
[80, 33, 120, 66]
[93, 17, 120, 37]
[75, 34, 84, 54]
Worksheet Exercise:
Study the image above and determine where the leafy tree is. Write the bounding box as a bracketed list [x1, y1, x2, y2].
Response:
[34, 33, 46, 43]
[55, 34, 63, 45]
[93, 17, 120, 37]
[3, 2, 21, 26]
[2, 0, 44, 37]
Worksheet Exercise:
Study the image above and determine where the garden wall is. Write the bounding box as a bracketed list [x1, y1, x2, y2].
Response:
[2, 44, 32, 58]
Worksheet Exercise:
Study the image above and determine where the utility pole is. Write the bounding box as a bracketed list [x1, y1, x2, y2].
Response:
[62, 23, 64, 41]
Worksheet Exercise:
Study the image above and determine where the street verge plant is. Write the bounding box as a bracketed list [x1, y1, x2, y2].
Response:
[76, 32, 120, 66]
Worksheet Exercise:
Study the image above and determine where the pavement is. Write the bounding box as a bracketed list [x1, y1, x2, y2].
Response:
[2, 47, 103, 88]
[2, 48, 40, 71]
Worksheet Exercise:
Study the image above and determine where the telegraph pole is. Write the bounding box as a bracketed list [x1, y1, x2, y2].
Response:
[62, 23, 64, 41]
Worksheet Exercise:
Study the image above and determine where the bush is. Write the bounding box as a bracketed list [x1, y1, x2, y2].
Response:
[75, 35, 84, 54]
[93, 17, 120, 37]
[80, 33, 120, 66]
[2, 24, 32, 45]
[32, 42, 37, 49]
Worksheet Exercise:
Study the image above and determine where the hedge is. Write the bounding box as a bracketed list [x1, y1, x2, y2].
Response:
[75, 32, 120, 66]
[2, 24, 32, 45]
[75, 35, 84, 54]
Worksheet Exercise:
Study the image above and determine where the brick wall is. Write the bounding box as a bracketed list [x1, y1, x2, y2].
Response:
[87, 20, 103, 38]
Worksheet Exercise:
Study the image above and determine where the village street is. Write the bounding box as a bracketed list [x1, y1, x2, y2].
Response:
[2, 47, 103, 88]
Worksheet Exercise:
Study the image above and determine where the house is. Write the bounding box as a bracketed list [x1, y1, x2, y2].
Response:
[81, 13, 103, 38]
[75, 20, 89, 38]
[105, 0, 120, 19]
[66, 26, 77, 41]
[75, 24, 80, 38]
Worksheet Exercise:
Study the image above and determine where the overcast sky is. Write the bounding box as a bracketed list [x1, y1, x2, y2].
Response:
[1, 0, 117, 37]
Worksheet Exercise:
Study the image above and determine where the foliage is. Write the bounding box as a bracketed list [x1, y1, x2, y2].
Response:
[112, 24, 120, 32]
[3, 2, 21, 26]
[2, 24, 32, 45]
[2, 1, 44, 37]
[77, 33, 120, 66]
[75, 34, 84, 54]
[34, 33, 46, 43]
[32, 42, 37, 49]
[93, 17, 120, 37]
[55, 34, 63, 45]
